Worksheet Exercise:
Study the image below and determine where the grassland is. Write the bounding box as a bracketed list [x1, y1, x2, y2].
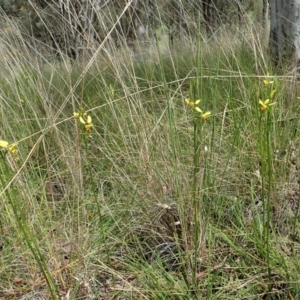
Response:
[0, 18, 300, 300]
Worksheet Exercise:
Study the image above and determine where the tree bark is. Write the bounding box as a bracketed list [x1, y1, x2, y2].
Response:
[269, 0, 300, 67]
[262, 0, 269, 28]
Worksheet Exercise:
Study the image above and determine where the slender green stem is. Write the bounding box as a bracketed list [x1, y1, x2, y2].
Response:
[265, 111, 272, 283]
[192, 112, 200, 282]
[0, 156, 59, 299]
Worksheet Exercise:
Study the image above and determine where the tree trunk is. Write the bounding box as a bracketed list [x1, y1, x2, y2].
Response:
[262, 0, 269, 28]
[269, 0, 300, 67]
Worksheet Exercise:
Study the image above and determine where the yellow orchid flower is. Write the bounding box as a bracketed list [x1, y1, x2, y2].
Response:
[79, 115, 93, 132]
[73, 110, 87, 120]
[7, 144, 18, 155]
[201, 111, 212, 120]
[259, 99, 276, 111]
[0, 140, 9, 148]
[270, 89, 276, 99]
[73, 112, 80, 119]
[185, 98, 201, 108]
[195, 107, 211, 120]
[263, 79, 274, 88]
[73, 111, 87, 119]
[263, 72, 274, 88]
[0, 140, 18, 155]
